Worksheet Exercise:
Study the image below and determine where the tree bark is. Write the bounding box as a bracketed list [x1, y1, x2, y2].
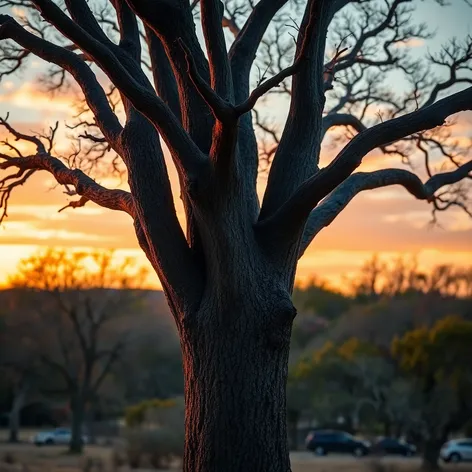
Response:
[69, 396, 85, 453]
[8, 386, 27, 443]
[180, 292, 294, 472]
[422, 439, 443, 470]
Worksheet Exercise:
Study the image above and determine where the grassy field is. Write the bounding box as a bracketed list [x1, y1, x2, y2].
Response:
[1, 444, 472, 472]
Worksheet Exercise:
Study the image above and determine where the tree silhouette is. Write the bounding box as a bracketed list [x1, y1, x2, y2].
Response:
[0, 0, 471, 469]
[8, 249, 145, 452]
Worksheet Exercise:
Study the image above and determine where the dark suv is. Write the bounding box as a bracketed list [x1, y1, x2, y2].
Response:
[306, 430, 371, 457]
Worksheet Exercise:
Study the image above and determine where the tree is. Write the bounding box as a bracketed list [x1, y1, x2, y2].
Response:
[0, 295, 39, 443]
[0, 0, 471, 469]
[293, 278, 351, 320]
[351, 255, 472, 301]
[392, 316, 472, 470]
[291, 338, 387, 430]
[8, 249, 146, 453]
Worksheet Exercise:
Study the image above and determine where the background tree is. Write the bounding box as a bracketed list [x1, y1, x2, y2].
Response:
[392, 316, 472, 470]
[291, 338, 387, 431]
[0, 315, 37, 443]
[8, 249, 146, 453]
[0, 0, 471, 469]
[0, 292, 40, 443]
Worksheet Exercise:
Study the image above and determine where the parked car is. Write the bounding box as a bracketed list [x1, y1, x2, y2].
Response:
[440, 438, 472, 463]
[306, 429, 371, 457]
[31, 428, 88, 446]
[374, 437, 416, 456]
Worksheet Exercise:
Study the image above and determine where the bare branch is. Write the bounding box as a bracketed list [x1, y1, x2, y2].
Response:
[260, 0, 335, 219]
[299, 164, 472, 256]
[145, 27, 181, 119]
[0, 118, 135, 223]
[259, 85, 472, 241]
[229, 0, 289, 102]
[179, 38, 236, 124]
[0, 14, 122, 144]
[29, 0, 207, 178]
[321, 113, 367, 137]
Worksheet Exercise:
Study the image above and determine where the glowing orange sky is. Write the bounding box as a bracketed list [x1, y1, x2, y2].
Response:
[0, 2, 471, 289]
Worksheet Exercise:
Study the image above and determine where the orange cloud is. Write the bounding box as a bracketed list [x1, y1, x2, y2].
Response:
[394, 38, 426, 49]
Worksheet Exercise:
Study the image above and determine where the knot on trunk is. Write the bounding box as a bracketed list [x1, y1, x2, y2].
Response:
[265, 300, 296, 351]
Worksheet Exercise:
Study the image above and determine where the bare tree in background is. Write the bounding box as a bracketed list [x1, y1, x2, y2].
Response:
[8, 250, 146, 453]
[0, 0, 471, 469]
[0, 296, 38, 443]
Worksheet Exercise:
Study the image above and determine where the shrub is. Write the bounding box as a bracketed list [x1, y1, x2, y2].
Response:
[124, 397, 184, 469]
[125, 427, 184, 469]
[125, 398, 177, 427]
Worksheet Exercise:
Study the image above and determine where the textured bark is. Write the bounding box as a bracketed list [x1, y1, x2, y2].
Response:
[180, 290, 294, 472]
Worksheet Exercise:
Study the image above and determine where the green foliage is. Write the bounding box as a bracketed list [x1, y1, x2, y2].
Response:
[392, 315, 472, 384]
[293, 277, 351, 320]
[125, 398, 177, 427]
[292, 337, 380, 381]
[289, 337, 389, 428]
[391, 316, 472, 440]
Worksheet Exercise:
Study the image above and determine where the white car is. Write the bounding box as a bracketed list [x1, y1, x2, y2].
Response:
[440, 438, 472, 463]
[31, 427, 88, 446]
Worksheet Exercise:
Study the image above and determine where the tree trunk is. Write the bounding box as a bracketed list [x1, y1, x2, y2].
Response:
[422, 439, 443, 470]
[382, 418, 391, 437]
[8, 386, 27, 443]
[180, 291, 294, 472]
[69, 397, 85, 454]
[85, 403, 96, 445]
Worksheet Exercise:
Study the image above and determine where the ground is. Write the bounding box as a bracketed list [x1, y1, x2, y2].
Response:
[1, 443, 472, 472]
[1, 430, 471, 472]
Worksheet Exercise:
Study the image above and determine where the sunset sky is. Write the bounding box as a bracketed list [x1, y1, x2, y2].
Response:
[0, 2, 471, 290]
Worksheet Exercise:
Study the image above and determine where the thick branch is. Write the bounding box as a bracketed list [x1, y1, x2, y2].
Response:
[145, 27, 181, 119]
[260, 0, 334, 219]
[260, 85, 472, 242]
[299, 164, 472, 256]
[0, 15, 122, 144]
[179, 38, 236, 124]
[64, 0, 111, 45]
[0, 153, 135, 217]
[321, 113, 367, 137]
[30, 0, 206, 179]
[125, 0, 214, 152]
[229, 0, 288, 103]
[111, 0, 141, 60]
[200, 0, 233, 100]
